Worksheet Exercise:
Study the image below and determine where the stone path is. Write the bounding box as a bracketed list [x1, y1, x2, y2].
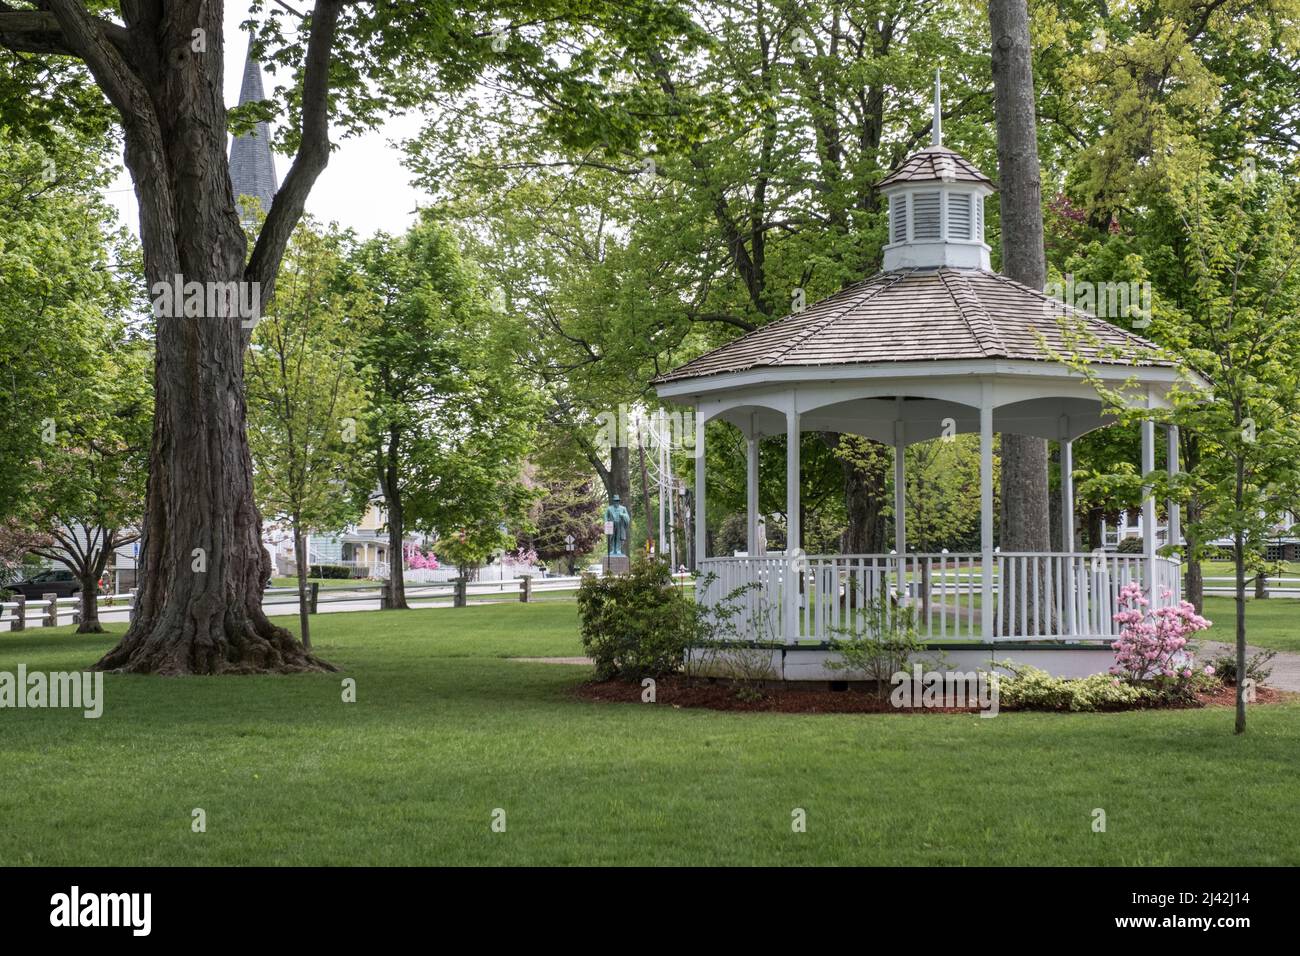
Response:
[1197, 640, 1300, 692]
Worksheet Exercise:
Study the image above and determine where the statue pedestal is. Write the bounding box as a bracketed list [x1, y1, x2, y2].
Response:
[602, 556, 631, 576]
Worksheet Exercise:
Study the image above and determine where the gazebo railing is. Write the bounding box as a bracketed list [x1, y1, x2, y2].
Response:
[698, 552, 1182, 645]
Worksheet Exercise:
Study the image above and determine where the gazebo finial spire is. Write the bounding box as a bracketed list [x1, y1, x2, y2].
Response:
[932, 68, 943, 146]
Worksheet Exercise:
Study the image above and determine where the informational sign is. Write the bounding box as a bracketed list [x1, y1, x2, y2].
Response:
[604, 521, 614, 536]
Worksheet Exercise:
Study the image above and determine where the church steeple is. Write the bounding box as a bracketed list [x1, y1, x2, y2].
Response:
[877, 70, 994, 272]
[229, 35, 278, 221]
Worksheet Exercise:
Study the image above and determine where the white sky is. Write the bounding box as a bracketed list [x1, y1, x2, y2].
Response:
[104, 5, 425, 240]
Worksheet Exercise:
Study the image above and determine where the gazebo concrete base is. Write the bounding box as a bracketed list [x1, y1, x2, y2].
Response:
[686, 643, 1117, 682]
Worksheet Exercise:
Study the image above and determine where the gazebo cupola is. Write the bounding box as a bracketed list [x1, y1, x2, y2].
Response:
[878, 72, 994, 272]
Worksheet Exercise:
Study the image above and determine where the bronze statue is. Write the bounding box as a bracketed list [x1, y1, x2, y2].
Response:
[604, 494, 631, 557]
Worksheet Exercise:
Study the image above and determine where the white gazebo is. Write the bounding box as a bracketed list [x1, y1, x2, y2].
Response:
[654, 85, 1194, 678]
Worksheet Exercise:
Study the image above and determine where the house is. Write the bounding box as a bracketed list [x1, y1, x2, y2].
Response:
[265, 500, 427, 579]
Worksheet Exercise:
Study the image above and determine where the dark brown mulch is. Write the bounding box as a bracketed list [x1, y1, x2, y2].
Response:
[571, 675, 1293, 715]
[574, 675, 986, 714]
[1198, 682, 1289, 708]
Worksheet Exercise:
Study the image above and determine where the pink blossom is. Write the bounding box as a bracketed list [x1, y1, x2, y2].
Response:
[1110, 584, 1212, 685]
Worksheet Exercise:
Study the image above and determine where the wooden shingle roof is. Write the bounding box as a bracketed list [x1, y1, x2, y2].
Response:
[653, 268, 1170, 384]
[876, 145, 994, 188]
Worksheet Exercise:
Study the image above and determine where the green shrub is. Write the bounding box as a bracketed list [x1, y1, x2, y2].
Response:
[1207, 648, 1276, 686]
[687, 574, 780, 692]
[577, 559, 695, 681]
[308, 564, 352, 579]
[992, 662, 1154, 712]
[826, 597, 926, 694]
[1116, 536, 1144, 554]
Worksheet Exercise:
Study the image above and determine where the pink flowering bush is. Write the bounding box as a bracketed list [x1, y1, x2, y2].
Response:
[1110, 583, 1213, 698]
[404, 546, 439, 570]
[501, 546, 539, 570]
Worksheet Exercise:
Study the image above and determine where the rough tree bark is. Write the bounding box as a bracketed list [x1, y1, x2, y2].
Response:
[380, 430, 410, 610]
[990, 0, 1052, 633]
[0, 2, 344, 673]
[822, 433, 888, 554]
[609, 445, 631, 504]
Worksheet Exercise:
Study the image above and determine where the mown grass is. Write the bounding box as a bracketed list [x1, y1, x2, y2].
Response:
[1201, 596, 1300, 653]
[1, 602, 1296, 866]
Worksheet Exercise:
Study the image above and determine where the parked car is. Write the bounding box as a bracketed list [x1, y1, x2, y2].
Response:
[5, 569, 82, 599]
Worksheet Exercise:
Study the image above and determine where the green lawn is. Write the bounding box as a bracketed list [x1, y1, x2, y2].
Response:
[1201, 596, 1300, 652]
[1202, 560, 1300, 578]
[1, 603, 1297, 866]
[269, 576, 379, 590]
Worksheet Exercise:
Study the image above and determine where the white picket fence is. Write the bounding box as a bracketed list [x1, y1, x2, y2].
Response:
[0, 572, 691, 633]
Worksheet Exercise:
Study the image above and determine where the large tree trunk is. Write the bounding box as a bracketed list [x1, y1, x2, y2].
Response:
[77, 568, 102, 634]
[1086, 506, 1104, 552]
[85, 4, 340, 675]
[825, 434, 888, 554]
[382, 431, 409, 610]
[990, 0, 1052, 634]
[610, 445, 631, 505]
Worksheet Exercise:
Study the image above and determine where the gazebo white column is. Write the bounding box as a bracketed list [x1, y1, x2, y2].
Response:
[746, 425, 759, 554]
[1141, 411, 1157, 591]
[1167, 424, 1181, 552]
[786, 410, 801, 552]
[694, 411, 706, 570]
[894, 418, 907, 597]
[786, 408, 801, 642]
[980, 386, 994, 639]
[1059, 416, 1074, 553]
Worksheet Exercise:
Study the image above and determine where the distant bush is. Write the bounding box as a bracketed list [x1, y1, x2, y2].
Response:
[1116, 536, 1144, 553]
[308, 564, 352, 579]
[577, 559, 695, 681]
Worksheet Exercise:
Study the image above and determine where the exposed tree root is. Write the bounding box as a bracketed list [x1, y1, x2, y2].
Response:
[94, 613, 336, 676]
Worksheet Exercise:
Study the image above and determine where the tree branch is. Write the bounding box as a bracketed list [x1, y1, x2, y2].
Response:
[246, 0, 343, 301]
[0, 4, 129, 57]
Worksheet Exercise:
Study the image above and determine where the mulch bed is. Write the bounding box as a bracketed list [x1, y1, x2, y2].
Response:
[572, 675, 1291, 715]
